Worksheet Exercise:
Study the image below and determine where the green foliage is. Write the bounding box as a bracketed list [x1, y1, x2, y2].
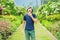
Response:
[38, 2, 60, 15]
[0, 0, 26, 15]
[42, 0, 60, 4]
[18, 7, 26, 15]
[2, 15, 23, 33]
[37, 2, 60, 40]
[0, 19, 11, 40]
[41, 20, 54, 32]
[0, 0, 19, 15]
[41, 20, 52, 27]
[0, 0, 26, 40]
[0, 0, 26, 33]
[46, 14, 60, 21]
[37, 2, 60, 21]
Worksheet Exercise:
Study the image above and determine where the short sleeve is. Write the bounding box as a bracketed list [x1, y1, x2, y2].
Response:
[24, 15, 26, 21]
[33, 14, 36, 18]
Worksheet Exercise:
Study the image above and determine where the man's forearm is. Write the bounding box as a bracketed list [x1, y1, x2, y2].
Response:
[30, 16, 37, 22]
[21, 21, 25, 27]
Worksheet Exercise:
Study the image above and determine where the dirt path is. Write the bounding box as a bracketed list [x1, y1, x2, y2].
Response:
[8, 21, 57, 40]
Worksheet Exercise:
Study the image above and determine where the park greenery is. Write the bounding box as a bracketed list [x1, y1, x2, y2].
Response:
[0, 0, 60, 40]
[37, 2, 60, 40]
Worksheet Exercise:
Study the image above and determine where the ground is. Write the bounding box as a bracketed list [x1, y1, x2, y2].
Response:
[7, 21, 57, 40]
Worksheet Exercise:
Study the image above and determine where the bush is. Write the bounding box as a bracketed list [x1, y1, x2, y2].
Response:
[37, 2, 60, 40]
[46, 14, 60, 21]
[0, 19, 11, 40]
[1, 15, 23, 33]
[37, 2, 60, 21]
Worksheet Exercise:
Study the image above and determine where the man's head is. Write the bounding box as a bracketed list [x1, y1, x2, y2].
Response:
[27, 7, 33, 13]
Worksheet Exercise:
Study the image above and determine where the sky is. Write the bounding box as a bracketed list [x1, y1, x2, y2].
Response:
[14, 0, 41, 7]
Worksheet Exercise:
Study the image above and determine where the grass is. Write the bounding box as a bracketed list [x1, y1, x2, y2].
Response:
[7, 21, 57, 40]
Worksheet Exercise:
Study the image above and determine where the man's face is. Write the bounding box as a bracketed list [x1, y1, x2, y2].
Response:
[28, 8, 32, 13]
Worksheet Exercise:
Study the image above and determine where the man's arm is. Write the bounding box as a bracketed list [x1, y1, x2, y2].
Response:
[30, 15, 37, 23]
[28, 13, 37, 22]
[21, 20, 26, 27]
[21, 15, 26, 27]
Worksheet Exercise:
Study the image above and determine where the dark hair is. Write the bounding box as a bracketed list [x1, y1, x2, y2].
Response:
[27, 7, 33, 12]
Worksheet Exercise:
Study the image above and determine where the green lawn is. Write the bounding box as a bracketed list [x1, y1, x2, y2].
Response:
[7, 21, 57, 40]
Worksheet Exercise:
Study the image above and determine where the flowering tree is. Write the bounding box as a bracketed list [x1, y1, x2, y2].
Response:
[0, 20, 11, 40]
[37, 2, 60, 22]
[0, 0, 19, 15]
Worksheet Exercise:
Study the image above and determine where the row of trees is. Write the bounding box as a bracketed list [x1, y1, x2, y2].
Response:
[41, 0, 60, 4]
[0, 0, 19, 15]
[37, 1, 60, 40]
[0, 0, 26, 40]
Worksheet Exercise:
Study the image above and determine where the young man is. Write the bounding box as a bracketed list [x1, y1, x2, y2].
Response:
[22, 7, 37, 40]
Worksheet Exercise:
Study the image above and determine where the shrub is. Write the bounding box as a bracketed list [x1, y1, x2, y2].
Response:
[37, 2, 60, 40]
[37, 2, 60, 22]
[0, 19, 11, 40]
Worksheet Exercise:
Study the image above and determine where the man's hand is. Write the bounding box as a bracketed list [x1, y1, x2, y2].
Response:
[28, 13, 37, 23]
[28, 13, 32, 17]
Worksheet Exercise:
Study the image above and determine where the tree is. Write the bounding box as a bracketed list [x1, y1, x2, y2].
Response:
[0, 20, 11, 40]
[41, 0, 59, 4]
[0, 0, 19, 15]
[36, 0, 38, 7]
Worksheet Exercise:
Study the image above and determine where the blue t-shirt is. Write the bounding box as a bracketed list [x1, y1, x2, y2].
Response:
[24, 14, 36, 31]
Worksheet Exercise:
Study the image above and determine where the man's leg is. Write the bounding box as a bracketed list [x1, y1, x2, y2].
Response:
[25, 30, 30, 40]
[30, 30, 35, 40]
